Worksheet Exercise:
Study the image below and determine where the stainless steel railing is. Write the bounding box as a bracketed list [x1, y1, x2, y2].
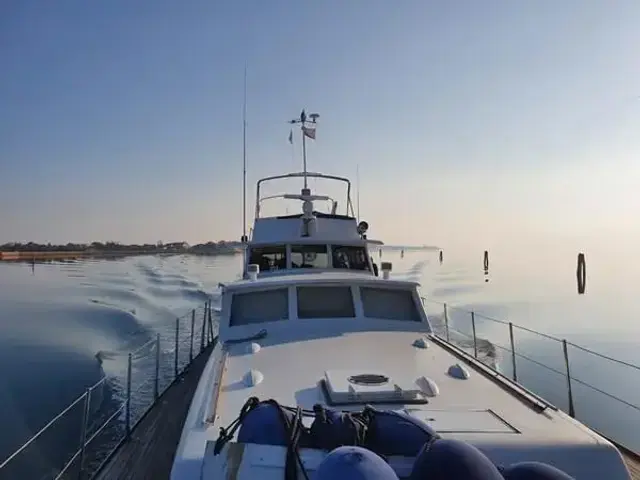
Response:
[422, 298, 640, 454]
[0, 299, 218, 480]
[4, 295, 637, 479]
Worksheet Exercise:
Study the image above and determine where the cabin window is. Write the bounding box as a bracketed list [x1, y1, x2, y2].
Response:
[297, 286, 355, 319]
[360, 287, 421, 322]
[249, 246, 286, 271]
[332, 245, 370, 271]
[230, 288, 289, 326]
[291, 245, 329, 269]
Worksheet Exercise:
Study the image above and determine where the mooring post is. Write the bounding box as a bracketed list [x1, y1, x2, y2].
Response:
[562, 340, 576, 418]
[576, 253, 586, 294]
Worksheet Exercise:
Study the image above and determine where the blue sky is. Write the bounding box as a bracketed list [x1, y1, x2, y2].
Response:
[1, 1, 639, 249]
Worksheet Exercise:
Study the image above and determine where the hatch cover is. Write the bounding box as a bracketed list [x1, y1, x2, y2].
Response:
[406, 409, 518, 434]
[324, 369, 428, 404]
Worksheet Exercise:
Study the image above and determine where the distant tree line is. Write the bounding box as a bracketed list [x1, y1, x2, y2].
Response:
[0, 240, 244, 254]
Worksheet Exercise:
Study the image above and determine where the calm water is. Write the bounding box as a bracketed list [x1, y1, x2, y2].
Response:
[0, 247, 638, 477]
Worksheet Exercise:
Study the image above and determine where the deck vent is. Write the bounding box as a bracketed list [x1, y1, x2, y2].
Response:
[413, 337, 429, 349]
[243, 369, 264, 387]
[247, 264, 260, 281]
[348, 374, 389, 386]
[416, 376, 440, 397]
[448, 363, 470, 379]
[381, 262, 393, 279]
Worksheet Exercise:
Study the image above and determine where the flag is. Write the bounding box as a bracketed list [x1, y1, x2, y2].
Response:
[288, 129, 293, 144]
[302, 126, 316, 140]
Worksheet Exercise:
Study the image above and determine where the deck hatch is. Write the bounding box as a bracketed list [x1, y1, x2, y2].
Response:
[323, 369, 429, 405]
[405, 409, 519, 434]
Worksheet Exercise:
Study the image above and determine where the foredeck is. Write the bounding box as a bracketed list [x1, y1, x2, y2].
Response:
[89, 338, 640, 479]
[94, 344, 214, 480]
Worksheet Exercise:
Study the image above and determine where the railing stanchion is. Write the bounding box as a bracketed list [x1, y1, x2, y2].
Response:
[189, 309, 195, 362]
[125, 353, 132, 437]
[471, 311, 478, 358]
[204, 304, 211, 347]
[201, 301, 207, 352]
[207, 299, 214, 344]
[444, 303, 450, 342]
[562, 340, 576, 418]
[77, 389, 91, 480]
[174, 318, 179, 379]
[509, 322, 518, 382]
[154, 333, 160, 400]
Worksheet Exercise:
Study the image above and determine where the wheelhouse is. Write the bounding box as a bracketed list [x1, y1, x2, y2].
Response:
[243, 171, 383, 278]
[246, 242, 374, 274]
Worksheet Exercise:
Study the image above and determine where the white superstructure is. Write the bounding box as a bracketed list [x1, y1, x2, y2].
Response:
[171, 111, 632, 479]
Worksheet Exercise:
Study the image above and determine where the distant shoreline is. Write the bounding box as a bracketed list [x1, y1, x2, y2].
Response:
[0, 250, 241, 261]
[0, 243, 440, 262]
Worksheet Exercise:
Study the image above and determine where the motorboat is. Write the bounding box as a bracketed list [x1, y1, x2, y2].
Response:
[170, 111, 632, 479]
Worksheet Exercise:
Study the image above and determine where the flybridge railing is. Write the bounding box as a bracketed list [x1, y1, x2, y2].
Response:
[422, 298, 640, 455]
[0, 299, 218, 480]
[254, 171, 356, 218]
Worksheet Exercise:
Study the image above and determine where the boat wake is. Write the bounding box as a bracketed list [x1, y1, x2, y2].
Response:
[0, 254, 241, 477]
[396, 257, 500, 370]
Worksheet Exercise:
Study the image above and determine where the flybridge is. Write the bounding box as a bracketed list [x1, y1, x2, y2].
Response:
[248, 110, 357, 235]
[245, 171, 382, 276]
[241, 110, 384, 278]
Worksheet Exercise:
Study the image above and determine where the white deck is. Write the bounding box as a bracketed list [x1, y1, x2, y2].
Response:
[171, 165, 631, 479]
[172, 322, 631, 479]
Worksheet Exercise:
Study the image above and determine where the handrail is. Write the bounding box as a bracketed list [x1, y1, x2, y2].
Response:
[566, 340, 640, 372]
[255, 171, 354, 218]
[5, 294, 638, 477]
[0, 298, 218, 480]
[424, 298, 640, 373]
[422, 297, 640, 454]
[0, 393, 88, 470]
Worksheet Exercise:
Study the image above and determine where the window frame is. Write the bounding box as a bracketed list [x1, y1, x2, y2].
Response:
[295, 284, 357, 319]
[330, 244, 371, 272]
[289, 243, 332, 270]
[358, 285, 423, 323]
[224, 282, 426, 331]
[247, 245, 288, 272]
[229, 286, 291, 326]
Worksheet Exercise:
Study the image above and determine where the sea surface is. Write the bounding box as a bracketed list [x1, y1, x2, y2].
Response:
[0, 247, 639, 478]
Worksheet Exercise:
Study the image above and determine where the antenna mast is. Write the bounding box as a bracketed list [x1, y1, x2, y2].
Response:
[241, 66, 248, 250]
[356, 164, 361, 222]
[288, 109, 319, 190]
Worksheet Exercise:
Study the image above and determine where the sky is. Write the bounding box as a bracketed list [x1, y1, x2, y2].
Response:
[1, 1, 640, 251]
